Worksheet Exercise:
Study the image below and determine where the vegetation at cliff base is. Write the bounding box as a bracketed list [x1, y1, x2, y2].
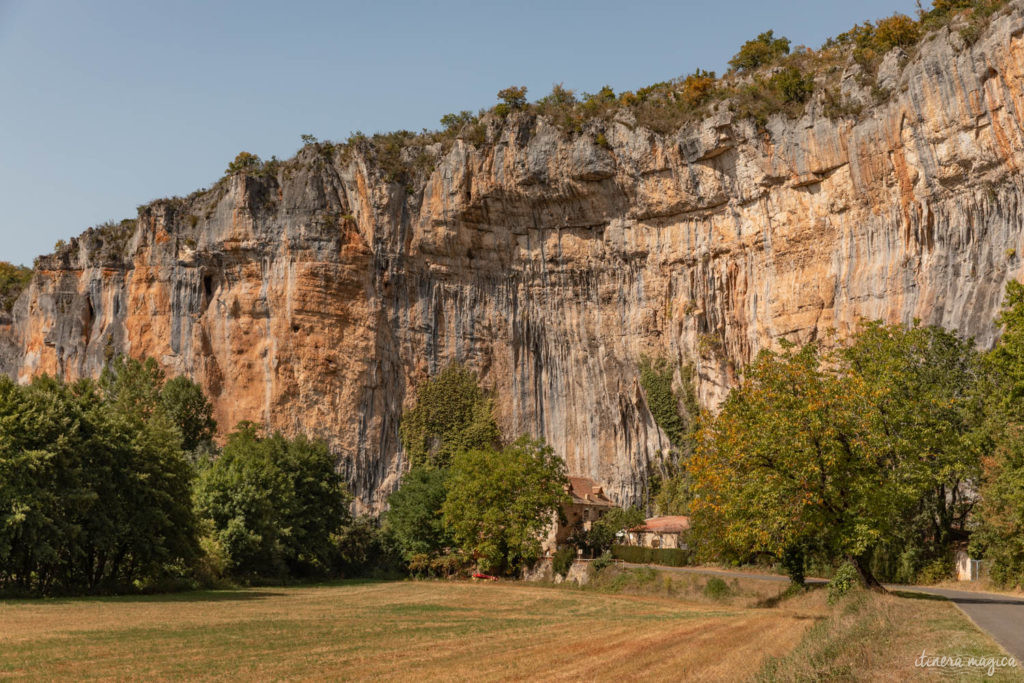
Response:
[193, 424, 352, 579]
[0, 363, 200, 594]
[443, 437, 569, 574]
[684, 321, 984, 588]
[0, 357, 382, 596]
[970, 281, 1024, 587]
[390, 364, 568, 576]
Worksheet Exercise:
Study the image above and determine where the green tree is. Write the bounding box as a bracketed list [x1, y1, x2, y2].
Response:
[841, 321, 982, 583]
[770, 67, 815, 104]
[0, 371, 198, 594]
[0, 262, 32, 313]
[399, 364, 500, 469]
[225, 151, 263, 175]
[386, 466, 451, 562]
[443, 437, 569, 575]
[100, 355, 165, 421]
[193, 424, 351, 578]
[497, 86, 528, 109]
[160, 375, 217, 452]
[688, 343, 893, 588]
[573, 507, 646, 557]
[440, 110, 475, 131]
[728, 30, 791, 71]
[653, 467, 693, 516]
[971, 281, 1024, 586]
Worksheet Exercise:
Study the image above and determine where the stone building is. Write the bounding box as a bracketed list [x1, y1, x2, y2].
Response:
[542, 476, 617, 555]
[623, 516, 690, 550]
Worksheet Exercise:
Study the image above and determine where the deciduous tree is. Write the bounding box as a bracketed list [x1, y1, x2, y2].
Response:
[443, 437, 569, 575]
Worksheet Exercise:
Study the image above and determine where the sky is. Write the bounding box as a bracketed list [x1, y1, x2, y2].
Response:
[0, 0, 920, 267]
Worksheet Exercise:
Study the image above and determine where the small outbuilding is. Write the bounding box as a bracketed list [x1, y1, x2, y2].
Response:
[624, 516, 690, 550]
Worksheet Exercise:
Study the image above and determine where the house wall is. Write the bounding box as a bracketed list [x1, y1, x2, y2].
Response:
[542, 502, 613, 555]
[625, 531, 685, 549]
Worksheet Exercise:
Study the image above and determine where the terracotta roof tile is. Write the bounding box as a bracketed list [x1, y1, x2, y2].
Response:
[566, 476, 616, 507]
[632, 516, 690, 533]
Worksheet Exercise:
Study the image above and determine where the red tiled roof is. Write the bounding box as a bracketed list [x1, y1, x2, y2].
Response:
[567, 476, 616, 507]
[632, 516, 690, 534]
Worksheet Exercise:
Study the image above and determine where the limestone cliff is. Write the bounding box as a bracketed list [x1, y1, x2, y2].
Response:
[3, 5, 1024, 511]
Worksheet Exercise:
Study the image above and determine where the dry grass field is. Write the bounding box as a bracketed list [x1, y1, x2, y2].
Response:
[0, 571, 1014, 681]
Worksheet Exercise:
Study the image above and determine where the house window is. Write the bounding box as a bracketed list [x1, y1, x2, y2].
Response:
[583, 509, 590, 521]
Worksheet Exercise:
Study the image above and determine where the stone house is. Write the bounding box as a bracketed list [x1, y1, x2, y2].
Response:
[542, 476, 617, 555]
[623, 516, 690, 550]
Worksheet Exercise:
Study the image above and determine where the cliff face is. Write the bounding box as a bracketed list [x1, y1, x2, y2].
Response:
[3, 6, 1024, 510]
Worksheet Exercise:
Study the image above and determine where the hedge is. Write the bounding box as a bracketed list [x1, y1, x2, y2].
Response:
[611, 545, 690, 567]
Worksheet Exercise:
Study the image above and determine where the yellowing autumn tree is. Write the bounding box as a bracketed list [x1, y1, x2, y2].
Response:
[688, 343, 895, 588]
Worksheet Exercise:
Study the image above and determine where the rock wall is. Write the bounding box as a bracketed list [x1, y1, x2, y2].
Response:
[3, 5, 1024, 511]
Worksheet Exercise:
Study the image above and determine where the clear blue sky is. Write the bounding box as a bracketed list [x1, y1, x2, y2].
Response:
[0, 0, 918, 267]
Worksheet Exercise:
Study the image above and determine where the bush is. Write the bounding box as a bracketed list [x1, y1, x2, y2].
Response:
[611, 545, 690, 567]
[770, 67, 815, 104]
[553, 546, 576, 578]
[0, 262, 32, 313]
[604, 566, 658, 592]
[828, 563, 860, 604]
[916, 557, 954, 585]
[592, 552, 613, 572]
[873, 14, 921, 51]
[703, 576, 731, 599]
[440, 110, 475, 132]
[225, 151, 263, 176]
[407, 550, 472, 578]
[728, 30, 791, 72]
[495, 86, 528, 117]
[573, 507, 645, 557]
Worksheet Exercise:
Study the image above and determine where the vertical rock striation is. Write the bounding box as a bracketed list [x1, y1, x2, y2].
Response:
[3, 6, 1024, 510]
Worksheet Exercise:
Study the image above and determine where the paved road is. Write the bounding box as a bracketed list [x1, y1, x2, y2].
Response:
[623, 564, 1024, 660]
[886, 585, 1024, 662]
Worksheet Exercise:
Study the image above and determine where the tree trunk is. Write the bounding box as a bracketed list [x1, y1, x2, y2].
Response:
[849, 555, 886, 592]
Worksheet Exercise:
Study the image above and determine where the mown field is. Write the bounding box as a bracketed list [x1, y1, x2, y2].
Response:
[0, 571, 1014, 681]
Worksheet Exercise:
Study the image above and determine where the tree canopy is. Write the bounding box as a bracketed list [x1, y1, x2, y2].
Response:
[193, 423, 351, 579]
[443, 437, 569, 574]
[386, 466, 451, 562]
[689, 321, 984, 587]
[971, 281, 1024, 586]
[0, 367, 197, 594]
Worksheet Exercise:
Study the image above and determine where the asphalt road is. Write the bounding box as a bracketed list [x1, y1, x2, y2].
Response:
[622, 563, 1024, 660]
[887, 585, 1024, 662]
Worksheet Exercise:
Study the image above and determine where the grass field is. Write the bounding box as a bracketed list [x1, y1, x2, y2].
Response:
[0, 572, 1015, 681]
